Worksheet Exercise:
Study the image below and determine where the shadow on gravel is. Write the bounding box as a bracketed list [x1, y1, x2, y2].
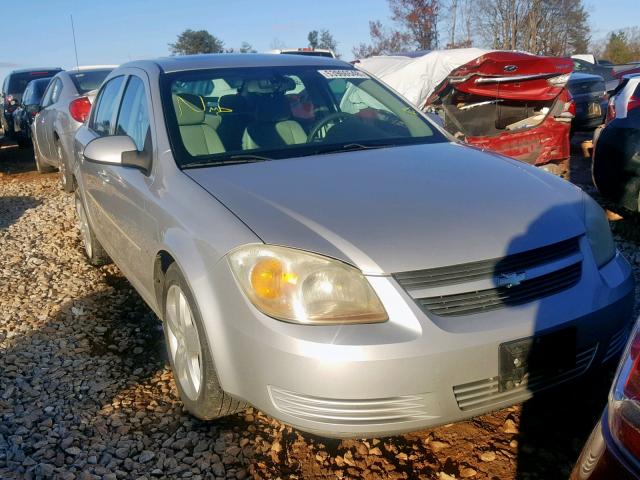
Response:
[0, 196, 41, 229]
[0, 267, 264, 479]
[0, 143, 36, 175]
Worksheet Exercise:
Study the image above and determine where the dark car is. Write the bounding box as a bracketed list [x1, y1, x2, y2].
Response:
[11, 77, 52, 147]
[592, 102, 640, 213]
[572, 58, 619, 92]
[571, 317, 640, 480]
[568, 73, 608, 132]
[1, 67, 62, 139]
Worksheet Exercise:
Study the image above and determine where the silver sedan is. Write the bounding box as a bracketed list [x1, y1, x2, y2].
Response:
[31, 66, 114, 191]
[72, 54, 635, 438]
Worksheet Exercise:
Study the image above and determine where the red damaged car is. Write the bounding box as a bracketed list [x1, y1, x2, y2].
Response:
[356, 49, 575, 174]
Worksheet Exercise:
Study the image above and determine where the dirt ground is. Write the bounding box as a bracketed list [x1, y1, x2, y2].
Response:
[0, 137, 638, 480]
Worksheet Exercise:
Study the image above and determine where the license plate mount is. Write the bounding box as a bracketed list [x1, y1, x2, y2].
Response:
[499, 328, 576, 392]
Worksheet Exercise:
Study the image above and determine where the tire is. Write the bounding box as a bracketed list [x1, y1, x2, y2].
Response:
[74, 190, 110, 266]
[162, 263, 247, 420]
[56, 139, 73, 192]
[33, 141, 55, 173]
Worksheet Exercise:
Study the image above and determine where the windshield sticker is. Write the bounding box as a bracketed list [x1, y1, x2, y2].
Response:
[318, 70, 369, 79]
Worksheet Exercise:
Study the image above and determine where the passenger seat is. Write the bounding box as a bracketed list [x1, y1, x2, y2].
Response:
[172, 93, 225, 156]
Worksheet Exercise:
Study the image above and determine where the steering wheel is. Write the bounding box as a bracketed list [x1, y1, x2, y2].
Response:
[307, 112, 354, 142]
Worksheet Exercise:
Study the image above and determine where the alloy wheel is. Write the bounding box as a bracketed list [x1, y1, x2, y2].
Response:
[165, 285, 203, 401]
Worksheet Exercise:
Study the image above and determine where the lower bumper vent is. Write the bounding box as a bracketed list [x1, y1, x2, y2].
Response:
[453, 344, 597, 411]
[268, 387, 433, 425]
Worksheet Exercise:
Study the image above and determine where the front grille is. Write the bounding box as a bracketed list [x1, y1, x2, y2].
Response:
[393, 237, 580, 290]
[453, 344, 597, 411]
[268, 387, 433, 425]
[417, 263, 582, 317]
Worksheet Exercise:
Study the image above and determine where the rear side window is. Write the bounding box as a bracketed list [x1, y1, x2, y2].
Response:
[49, 79, 63, 104]
[115, 76, 150, 151]
[70, 69, 112, 95]
[41, 79, 62, 108]
[91, 76, 124, 136]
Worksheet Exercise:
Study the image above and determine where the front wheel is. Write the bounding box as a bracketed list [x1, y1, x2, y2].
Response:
[74, 190, 110, 266]
[162, 263, 247, 420]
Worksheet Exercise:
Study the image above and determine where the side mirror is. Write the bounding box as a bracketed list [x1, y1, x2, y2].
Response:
[83, 135, 151, 173]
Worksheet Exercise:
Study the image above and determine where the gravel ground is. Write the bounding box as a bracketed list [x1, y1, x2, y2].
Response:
[1, 141, 639, 480]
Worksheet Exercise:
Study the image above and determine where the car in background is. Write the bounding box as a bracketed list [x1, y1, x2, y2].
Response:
[357, 49, 575, 175]
[592, 78, 640, 213]
[571, 317, 640, 480]
[269, 48, 336, 58]
[12, 77, 53, 147]
[32, 66, 115, 191]
[572, 57, 619, 93]
[1, 67, 62, 139]
[71, 53, 634, 438]
[567, 73, 607, 133]
[572, 56, 640, 93]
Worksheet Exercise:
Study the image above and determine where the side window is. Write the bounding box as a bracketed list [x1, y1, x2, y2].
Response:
[40, 80, 56, 107]
[22, 85, 33, 105]
[115, 76, 151, 151]
[49, 79, 62, 104]
[91, 76, 124, 136]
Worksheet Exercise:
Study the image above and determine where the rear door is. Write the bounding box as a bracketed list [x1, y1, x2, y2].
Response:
[36, 78, 62, 161]
[80, 75, 126, 244]
[94, 71, 156, 295]
[80, 70, 157, 300]
[33, 79, 58, 161]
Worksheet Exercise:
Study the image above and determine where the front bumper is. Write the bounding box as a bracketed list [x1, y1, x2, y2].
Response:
[200, 250, 634, 438]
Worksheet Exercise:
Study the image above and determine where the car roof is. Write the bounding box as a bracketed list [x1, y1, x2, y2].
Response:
[118, 53, 349, 74]
[622, 73, 640, 81]
[8, 67, 62, 75]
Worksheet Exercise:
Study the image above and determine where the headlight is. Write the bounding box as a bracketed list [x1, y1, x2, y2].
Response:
[583, 194, 616, 268]
[227, 245, 388, 325]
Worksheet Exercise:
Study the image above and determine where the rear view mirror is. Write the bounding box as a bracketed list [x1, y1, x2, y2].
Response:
[83, 135, 150, 173]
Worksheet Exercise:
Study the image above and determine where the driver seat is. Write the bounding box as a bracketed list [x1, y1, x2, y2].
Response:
[242, 94, 306, 150]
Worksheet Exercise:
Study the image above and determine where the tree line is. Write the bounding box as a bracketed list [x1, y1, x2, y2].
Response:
[169, 1, 640, 63]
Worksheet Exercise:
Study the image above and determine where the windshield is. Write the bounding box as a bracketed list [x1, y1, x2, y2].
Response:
[70, 69, 112, 95]
[163, 66, 445, 167]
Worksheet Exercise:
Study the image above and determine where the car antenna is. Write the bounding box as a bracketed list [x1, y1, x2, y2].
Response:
[70, 14, 80, 70]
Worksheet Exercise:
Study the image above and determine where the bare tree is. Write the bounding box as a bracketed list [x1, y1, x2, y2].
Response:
[389, 0, 440, 49]
[352, 21, 413, 58]
[474, 0, 588, 55]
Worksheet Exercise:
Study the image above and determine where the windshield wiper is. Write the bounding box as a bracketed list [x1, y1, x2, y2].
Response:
[181, 154, 271, 169]
[305, 143, 394, 156]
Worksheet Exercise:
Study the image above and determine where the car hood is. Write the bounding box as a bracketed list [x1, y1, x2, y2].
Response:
[185, 143, 586, 274]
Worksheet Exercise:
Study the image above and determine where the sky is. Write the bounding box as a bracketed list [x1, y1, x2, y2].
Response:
[2, 0, 639, 83]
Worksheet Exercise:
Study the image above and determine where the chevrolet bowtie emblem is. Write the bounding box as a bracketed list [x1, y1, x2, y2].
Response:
[497, 272, 526, 288]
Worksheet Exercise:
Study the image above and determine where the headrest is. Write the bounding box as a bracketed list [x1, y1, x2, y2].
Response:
[172, 93, 205, 126]
[255, 95, 292, 122]
[218, 94, 250, 113]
